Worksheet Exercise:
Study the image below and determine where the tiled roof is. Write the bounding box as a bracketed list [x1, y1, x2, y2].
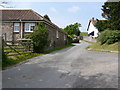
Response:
[0, 9, 43, 21]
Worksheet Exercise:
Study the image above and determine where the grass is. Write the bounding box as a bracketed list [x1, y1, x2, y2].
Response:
[2, 53, 43, 69]
[80, 32, 88, 36]
[85, 40, 119, 52]
[2, 44, 74, 69]
[82, 40, 95, 44]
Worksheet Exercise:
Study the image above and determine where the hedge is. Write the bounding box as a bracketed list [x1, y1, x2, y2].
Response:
[97, 30, 120, 44]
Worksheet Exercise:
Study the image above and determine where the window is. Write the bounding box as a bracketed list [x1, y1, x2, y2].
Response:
[25, 23, 35, 32]
[14, 23, 20, 32]
[64, 35, 66, 40]
[56, 31, 59, 38]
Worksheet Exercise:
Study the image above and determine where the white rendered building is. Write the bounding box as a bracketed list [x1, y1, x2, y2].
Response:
[87, 17, 99, 37]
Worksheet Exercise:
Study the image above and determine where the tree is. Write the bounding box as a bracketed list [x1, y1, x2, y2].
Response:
[101, 1, 120, 30]
[44, 14, 51, 22]
[95, 20, 109, 32]
[63, 23, 81, 36]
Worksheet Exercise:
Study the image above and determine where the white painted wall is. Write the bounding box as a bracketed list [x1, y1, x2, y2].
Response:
[88, 22, 99, 37]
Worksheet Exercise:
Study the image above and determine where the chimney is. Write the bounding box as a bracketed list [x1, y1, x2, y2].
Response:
[92, 17, 94, 21]
[91, 17, 95, 25]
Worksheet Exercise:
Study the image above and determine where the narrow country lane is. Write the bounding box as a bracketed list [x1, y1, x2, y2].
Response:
[3, 41, 118, 88]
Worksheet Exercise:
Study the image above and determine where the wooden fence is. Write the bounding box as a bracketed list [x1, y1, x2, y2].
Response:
[3, 39, 33, 56]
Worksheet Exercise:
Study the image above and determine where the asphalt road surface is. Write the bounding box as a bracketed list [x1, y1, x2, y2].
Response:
[2, 41, 118, 88]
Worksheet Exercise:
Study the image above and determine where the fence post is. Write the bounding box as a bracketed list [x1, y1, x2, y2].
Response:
[1, 37, 5, 60]
[0, 36, 2, 70]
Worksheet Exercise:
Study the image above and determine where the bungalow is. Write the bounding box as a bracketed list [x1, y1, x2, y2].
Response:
[87, 17, 99, 38]
[0, 9, 67, 49]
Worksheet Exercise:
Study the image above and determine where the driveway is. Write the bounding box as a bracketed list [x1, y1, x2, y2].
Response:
[2, 41, 118, 88]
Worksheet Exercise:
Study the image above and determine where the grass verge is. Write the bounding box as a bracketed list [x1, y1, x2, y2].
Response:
[2, 53, 42, 69]
[3, 44, 74, 69]
[82, 40, 95, 44]
[84, 40, 119, 52]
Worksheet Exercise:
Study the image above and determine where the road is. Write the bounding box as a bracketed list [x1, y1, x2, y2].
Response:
[2, 41, 118, 88]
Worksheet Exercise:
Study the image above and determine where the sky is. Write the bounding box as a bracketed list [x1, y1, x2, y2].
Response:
[0, 1, 107, 32]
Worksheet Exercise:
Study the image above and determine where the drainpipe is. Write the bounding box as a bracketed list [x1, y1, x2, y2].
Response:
[20, 19, 23, 39]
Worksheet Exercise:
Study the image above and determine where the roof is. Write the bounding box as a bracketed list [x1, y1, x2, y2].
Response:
[0, 9, 67, 34]
[0, 9, 43, 21]
[87, 17, 97, 31]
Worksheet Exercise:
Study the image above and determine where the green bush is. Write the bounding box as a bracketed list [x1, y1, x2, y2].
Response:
[67, 35, 73, 44]
[27, 22, 49, 53]
[97, 30, 120, 44]
[2, 40, 11, 68]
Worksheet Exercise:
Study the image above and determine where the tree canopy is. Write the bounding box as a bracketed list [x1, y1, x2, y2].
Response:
[95, 20, 109, 32]
[44, 14, 51, 22]
[101, 1, 120, 30]
[63, 23, 81, 36]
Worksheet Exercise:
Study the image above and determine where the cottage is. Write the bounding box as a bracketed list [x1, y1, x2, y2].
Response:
[87, 17, 99, 38]
[0, 9, 67, 49]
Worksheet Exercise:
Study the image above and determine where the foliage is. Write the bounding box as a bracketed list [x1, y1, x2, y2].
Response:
[97, 30, 120, 44]
[101, 1, 120, 30]
[80, 32, 88, 36]
[95, 20, 110, 32]
[63, 23, 81, 36]
[67, 35, 73, 44]
[27, 22, 49, 53]
[2, 39, 14, 69]
[2, 39, 7, 65]
[2, 45, 7, 63]
[2, 53, 42, 69]
[44, 14, 51, 22]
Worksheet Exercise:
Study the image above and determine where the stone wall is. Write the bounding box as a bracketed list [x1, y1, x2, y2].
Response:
[2, 22, 67, 50]
[2, 22, 14, 41]
[46, 24, 67, 50]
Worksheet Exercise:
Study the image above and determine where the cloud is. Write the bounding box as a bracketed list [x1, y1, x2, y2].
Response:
[49, 7, 57, 12]
[68, 6, 80, 13]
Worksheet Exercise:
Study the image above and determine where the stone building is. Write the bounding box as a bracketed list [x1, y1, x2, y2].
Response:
[0, 9, 67, 49]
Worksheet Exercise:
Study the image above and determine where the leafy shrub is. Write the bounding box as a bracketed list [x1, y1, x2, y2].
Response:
[26, 22, 49, 53]
[97, 30, 120, 44]
[67, 35, 73, 44]
[2, 39, 7, 61]
[2, 39, 10, 68]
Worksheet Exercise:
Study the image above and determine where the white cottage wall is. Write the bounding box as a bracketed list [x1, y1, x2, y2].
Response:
[88, 22, 98, 37]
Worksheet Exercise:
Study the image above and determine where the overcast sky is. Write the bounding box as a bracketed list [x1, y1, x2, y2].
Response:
[0, 1, 107, 32]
